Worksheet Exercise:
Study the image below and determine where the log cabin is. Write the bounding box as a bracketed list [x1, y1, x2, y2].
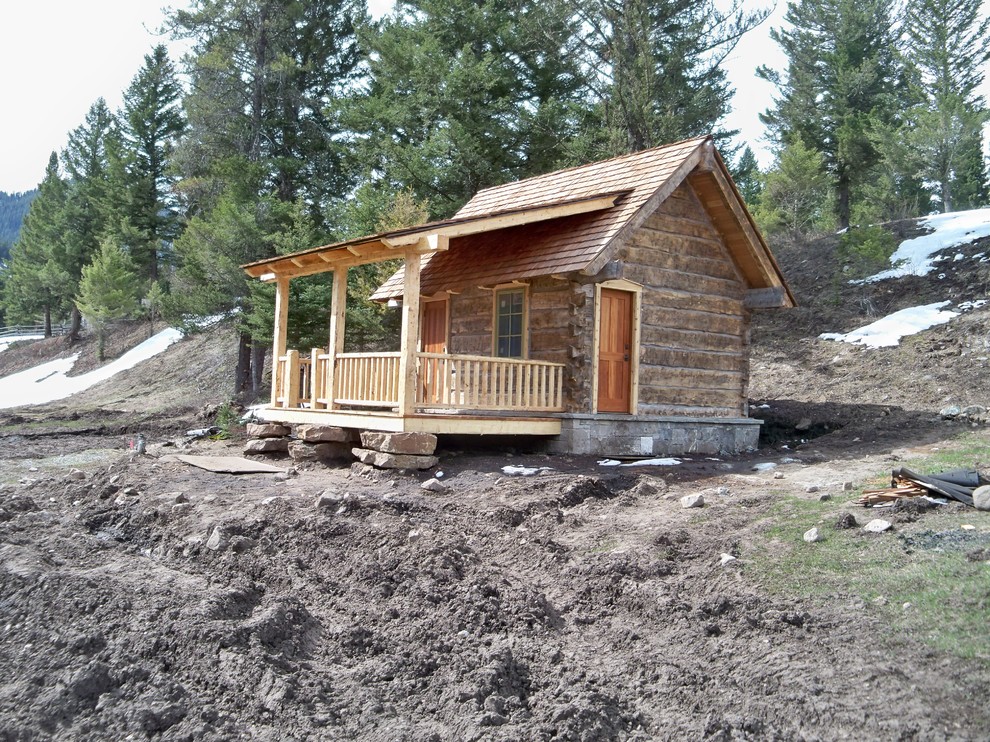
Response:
[242, 136, 794, 456]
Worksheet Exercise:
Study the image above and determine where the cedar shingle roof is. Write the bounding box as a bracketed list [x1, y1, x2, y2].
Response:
[373, 136, 711, 299]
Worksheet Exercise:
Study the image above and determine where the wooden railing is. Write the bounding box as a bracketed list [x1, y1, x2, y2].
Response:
[416, 353, 564, 411]
[275, 349, 565, 413]
[332, 352, 401, 407]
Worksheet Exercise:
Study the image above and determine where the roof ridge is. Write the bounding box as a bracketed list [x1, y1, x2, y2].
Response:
[464, 135, 711, 203]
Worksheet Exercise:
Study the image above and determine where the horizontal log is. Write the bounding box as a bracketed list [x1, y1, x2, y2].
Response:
[633, 285, 745, 317]
[629, 264, 746, 301]
[640, 326, 745, 353]
[627, 228, 728, 262]
[641, 212, 722, 242]
[639, 365, 744, 390]
[638, 385, 743, 410]
[640, 345, 746, 373]
[641, 304, 746, 335]
[621, 245, 742, 282]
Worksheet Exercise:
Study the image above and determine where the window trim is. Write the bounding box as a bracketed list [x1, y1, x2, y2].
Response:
[491, 284, 529, 358]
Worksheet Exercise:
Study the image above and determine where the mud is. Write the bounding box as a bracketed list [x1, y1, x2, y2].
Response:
[2, 437, 988, 741]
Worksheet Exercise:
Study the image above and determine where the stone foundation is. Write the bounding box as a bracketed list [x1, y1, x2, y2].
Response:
[546, 414, 761, 457]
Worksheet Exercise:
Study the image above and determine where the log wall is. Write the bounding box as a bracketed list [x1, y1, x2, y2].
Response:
[444, 181, 752, 418]
[616, 182, 750, 417]
[448, 277, 591, 412]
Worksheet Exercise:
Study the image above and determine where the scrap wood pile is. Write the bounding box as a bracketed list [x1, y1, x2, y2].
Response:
[857, 467, 987, 507]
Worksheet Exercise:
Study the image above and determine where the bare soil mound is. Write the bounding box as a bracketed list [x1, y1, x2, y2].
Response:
[2, 447, 987, 740]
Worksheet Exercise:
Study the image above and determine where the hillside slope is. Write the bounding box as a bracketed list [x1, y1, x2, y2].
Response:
[752, 212, 990, 414]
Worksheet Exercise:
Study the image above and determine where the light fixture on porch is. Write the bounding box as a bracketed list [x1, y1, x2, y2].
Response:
[386, 298, 401, 308]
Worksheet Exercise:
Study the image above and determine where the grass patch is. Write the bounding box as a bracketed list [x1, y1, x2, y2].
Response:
[749, 431, 990, 660]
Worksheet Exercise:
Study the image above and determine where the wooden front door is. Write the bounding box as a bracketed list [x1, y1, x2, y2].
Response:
[420, 299, 447, 353]
[420, 299, 448, 403]
[597, 288, 633, 413]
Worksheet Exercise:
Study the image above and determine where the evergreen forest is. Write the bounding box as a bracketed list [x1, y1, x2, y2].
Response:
[1, 0, 988, 396]
[0, 190, 37, 262]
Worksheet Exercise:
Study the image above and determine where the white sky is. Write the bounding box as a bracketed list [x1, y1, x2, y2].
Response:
[0, 0, 784, 195]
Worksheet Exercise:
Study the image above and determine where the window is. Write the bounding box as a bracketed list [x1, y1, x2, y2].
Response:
[495, 288, 525, 357]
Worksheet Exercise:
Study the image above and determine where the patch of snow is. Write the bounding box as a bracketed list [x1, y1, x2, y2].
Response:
[958, 300, 987, 311]
[597, 457, 682, 467]
[856, 207, 990, 283]
[751, 462, 777, 472]
[954, 252, 965, 261]
[0, 328, 183, 410]
[623, 457, 681, 467]
[0, 334, 44, 355]
[819, 301, 958, 348]
[501, 465, 552, 476]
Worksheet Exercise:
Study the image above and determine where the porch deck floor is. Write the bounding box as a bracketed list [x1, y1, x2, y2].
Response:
[255, 406, 562, 435]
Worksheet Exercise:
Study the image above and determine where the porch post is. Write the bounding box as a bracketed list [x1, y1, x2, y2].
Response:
[271, 275, 289, 406]
[325, 267, 347, 410]
[397, 250, 422, 416]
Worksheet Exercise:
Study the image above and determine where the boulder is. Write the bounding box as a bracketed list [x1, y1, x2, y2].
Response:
[680, 493, 705, 509]
[863, 518, 892, 534]
[973, 485, 990, 512]
[803, 527, 822, 543]
[244, 438, 289, 455]
[288, 440, 352, 463]
[294, 424, 354, 443]
[420, 478, 448, 494]
[359, 431, 438, 455]
[246, 422, 290, 439]
[352, 447, 438, 470]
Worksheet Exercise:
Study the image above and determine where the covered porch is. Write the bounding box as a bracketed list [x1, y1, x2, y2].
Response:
[240, 198, 620, 436]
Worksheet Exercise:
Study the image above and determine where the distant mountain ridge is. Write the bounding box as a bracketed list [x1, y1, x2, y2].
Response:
[0, 190, 37, 262]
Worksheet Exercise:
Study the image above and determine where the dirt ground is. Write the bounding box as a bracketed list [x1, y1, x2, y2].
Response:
[2, 221, 990, 739]
[1, 411, 989, 741]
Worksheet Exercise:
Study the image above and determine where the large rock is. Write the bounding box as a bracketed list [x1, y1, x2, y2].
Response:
[352, 447, 438, 470]
[973, 485, 990, 511]
[294, 424, 354, 443]
[246, 422, 290, 439]
[288, 440, 352, 463]
[359, 431, 438, 455]
[244, 438, 289, 455]
[680, 493, 705, 509]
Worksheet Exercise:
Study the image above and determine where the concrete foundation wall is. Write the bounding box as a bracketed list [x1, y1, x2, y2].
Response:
[547, 414, 761, 457]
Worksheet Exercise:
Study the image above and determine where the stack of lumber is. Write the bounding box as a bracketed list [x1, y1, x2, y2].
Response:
[855, 467, 987, 507]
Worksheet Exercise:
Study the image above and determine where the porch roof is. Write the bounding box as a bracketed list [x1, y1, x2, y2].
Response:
[241, 190, 627, 280]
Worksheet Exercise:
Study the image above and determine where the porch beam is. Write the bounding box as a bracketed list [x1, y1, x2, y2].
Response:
[271, 275, 290, 405]
[396, 251, 422, 416]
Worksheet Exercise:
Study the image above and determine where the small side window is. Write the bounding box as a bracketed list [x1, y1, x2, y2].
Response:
[495, 288, 525, 358]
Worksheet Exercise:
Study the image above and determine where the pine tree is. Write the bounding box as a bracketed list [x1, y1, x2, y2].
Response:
[575, 0, 768, 158]
[903, 0, 990, 212]
[733, 146, 763, 208]
[337, 0, 586, 215]
[61, 99, 122, 339]
[168, 0, 366, 397]
[120, 45, 186, 281]
[75, 239, 141, 360]
[3, 153, 73, 335]
[754, 135, 834, 238]
[759, 0, 905, 228]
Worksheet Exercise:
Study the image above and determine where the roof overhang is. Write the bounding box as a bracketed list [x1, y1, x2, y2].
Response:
[241, 191, 628, 281]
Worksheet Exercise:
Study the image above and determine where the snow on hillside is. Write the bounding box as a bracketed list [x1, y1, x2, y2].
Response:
[0, 334, 43, 354]
[858, 207, 990, 283]
[819, 301, 971, 348]
[0, 328, 183, 410]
